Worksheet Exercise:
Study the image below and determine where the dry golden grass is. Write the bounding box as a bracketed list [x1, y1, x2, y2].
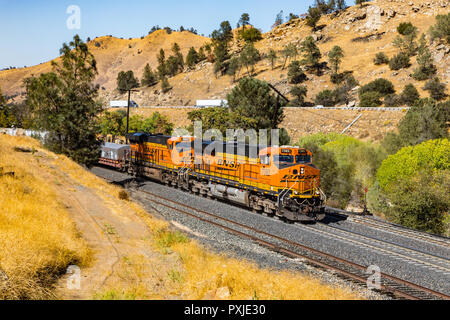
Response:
[0, 135, 91, 299]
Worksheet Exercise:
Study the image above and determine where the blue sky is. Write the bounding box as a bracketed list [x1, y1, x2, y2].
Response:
[0, 0, 355, 69]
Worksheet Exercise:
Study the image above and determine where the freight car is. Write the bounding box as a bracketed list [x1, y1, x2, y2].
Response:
[99, 133, 326, 222]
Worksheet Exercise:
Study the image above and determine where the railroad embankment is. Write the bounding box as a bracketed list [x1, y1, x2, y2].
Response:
[0, 134, 361, 300]
[111, 107, 406, 142]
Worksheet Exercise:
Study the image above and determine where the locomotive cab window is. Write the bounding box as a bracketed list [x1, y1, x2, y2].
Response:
[296, 154, 312, 164]
[260, 155, 270, 165]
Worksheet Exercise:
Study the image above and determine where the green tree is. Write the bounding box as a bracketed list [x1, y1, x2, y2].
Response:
[299, 36, 322, 75]
[161, 77, 172, 93]
[240, 43, 260, 76]
[117, 70, 139, 93]
[412, 45, 437, 81]
[306, 6, 322, 31]
[290, 85, 308, 107]
[227, 77, 286, 130]
[141, 64, 158, 87]
[239, 13, 250, 29]
[0, 87, 16, 128]
[393, 22, 418, 56]
[227, 57, 241, 83]
[100, 110, 126, 138]
[359, 78, 395, 96]
[186, 47, 200, 68]
[389, 52, 410, 70]
[287, 61, 307, 84]
[375, 139, 449, 234]
[359, 91, 382, 108]
[281, 43, 298, 69]
[423, 77, 448, 101]
[400, 84, 420, 107]
[141, 112, 174, 134]
[328, 45, 344, 75]
[24, 35, 102, 166]
[336, 0, 346, 10]
[383, 98, 449, 154]
[315, 89, 336, 107]
[171, 42, 184, 70]
[267, 49, 278, 70]
[429, 13, 450, 44]
[157, 48, 167, 79]
[211, 21, 233, 76]
[239, 28, 263, 43]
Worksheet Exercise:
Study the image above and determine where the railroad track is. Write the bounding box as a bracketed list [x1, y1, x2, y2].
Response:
[300, 223, 450, 274]
[331, 212, 450, 248]
[133, 188, 450, 300]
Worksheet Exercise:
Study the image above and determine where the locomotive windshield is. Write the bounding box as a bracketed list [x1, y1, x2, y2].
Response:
[296, 154, 312, 164]
[273, 155, 295, 168]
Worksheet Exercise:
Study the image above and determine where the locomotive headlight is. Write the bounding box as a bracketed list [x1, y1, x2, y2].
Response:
[300, 168, 305, 174]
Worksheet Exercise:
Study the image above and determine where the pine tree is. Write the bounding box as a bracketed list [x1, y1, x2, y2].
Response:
[267, 49, 277, 70]
[412, 44, 437, 81]
[240, 43, 260, 76]
[24, 35, 102, 166]
[328, 45, 344, 75]
[300, 36, 322, 75]
[117, 70, 139, 93]
[186, 47, 200, 68]
[281, 43, 298, 69]
[288, 61, 307, 84]
[157, 48, 167, 79]
[227, 57, 241, 83]
[161, 77, 172, 93]
[306, 7, 321, 31]
[172, 42, 184, 71]
[141, 64, 158, 87]
[336, 0, 346, 11]
[239, 13, 250, 29]
[400, 84, 420, 107]
[290, 85, 308, 107]
[423, 77, 447, 101]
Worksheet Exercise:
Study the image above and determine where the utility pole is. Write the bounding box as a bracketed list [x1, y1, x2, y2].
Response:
[125, 89, 139, 143]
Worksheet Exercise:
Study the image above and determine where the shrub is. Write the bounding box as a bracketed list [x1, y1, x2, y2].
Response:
[384, 93, 402, 108]
[315, 89, 336, 107]
[412, 46, 437, 81]
[359, 91, 382, 108]
[377, 139, 449, 191]
[389, 52, 410, 70]
[118, 190, 129, 201]
[374, 52, 389, 65]
[287, 61, 307, 84]
[397, 22, 417, 36]
[429, 13, 450, 44]
[239, 27, 263, 43]
[359, 78, 395, 96]
[290, 85, 308, 107]
[400, 84, 420, 106]
[375, 139, 449, 234]
[423, 77, 447, 101]
[161, 77, 172, 93]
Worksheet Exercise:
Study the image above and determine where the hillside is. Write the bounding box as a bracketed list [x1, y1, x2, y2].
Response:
[1, 0, 448, 109]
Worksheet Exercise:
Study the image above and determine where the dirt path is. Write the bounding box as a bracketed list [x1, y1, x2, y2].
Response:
[46, 169, 178, 299]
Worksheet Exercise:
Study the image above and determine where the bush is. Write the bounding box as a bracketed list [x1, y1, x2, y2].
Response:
[359, 91, 382, 108]
[315, 90, 336, 107]
[239, 27, 263, 43]
[400, 84, 420, 106]
[384, 93, 402, 108]
[359, 78, 395, 96]
[287, 61, 307, 84]
[423, 77, 447, 101]
[290, 85, 308, 107]
[429, 13, 450, 44]
[118, 190, 129, 201]
[389, 52, 410, 70]
[377, 139, 449, 191]
[374, 52, 389, 65]
[375, 139, 449, 234]
[397, 22, 417, 36]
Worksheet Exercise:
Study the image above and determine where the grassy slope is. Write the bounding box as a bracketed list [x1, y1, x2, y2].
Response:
[0, 134, 361, 300]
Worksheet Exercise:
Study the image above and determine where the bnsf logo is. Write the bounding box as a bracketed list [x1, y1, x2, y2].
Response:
[217, 159, 239, 169]
[281, 174, 317, 181]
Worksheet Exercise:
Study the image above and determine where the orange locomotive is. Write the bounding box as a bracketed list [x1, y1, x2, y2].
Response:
[126, 132, 326, 222]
